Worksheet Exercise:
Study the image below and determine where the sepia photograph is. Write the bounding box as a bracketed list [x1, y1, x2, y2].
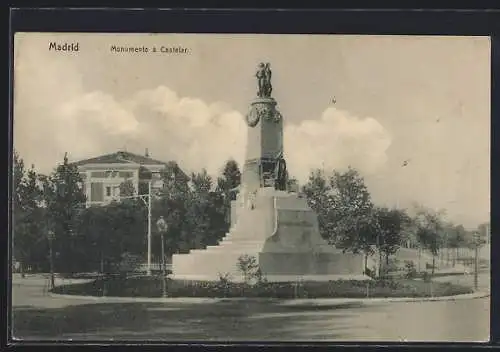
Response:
[11, 33, 490, 342]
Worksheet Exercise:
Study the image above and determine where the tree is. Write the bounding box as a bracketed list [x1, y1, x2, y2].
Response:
[23, 165, 49, 271]
[220, 159, 241, 197]
[444, 223, 467, 266]
[75, 205, 110, 273]
[13, 151, 26, 275]
[119, 179, 136, 198]
[412, 206, 445, 275]
[12, 153, 48, 275]
[301, 169, 332, 241]
[104, 201, 146, 269]
[13, 151, 25, 213]
[42, 153, 86, 274]
[216, 159, 242, 228]
[75, 199, 147, 273]
[302, 167, 376, 271]
[13, 153, 31, 275]
[328, 167, 375, 260]
[373, 207, 409, 273]
[151, 162, 191, 256]
[184, 169, 214, 249]
[161, 161, 190, 196]
[477, 222, 490, 244]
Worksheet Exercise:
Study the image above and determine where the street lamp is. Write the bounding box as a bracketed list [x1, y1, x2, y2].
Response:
[472, 231, 483, 291]
[156, 215, 168, 298]
[47, 228, 56, 290]
[120, 179, 153, 275]
[147, 180, 152, 276]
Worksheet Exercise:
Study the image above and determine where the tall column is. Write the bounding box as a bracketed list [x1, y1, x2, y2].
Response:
[242, 98, 284, 192]
[85, 170, 92, 206]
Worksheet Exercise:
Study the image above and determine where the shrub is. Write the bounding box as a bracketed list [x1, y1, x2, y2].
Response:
[421, 271, 432, 282]
[51, 277, 473, 299]
[237, 254, 261, 284]
[404, 260, 417, 279]
[382, 258, 400, 274]
[364, 267, 377, 279]
[217, 272, 232, 297]
[115, 252, 143, 277]
[426, 262, 436, 270]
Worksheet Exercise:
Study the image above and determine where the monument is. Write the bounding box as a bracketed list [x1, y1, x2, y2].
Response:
[172, 63, 367, 282]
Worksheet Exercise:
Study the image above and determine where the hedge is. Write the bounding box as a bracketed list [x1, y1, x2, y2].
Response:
[51, 276, 473, 299]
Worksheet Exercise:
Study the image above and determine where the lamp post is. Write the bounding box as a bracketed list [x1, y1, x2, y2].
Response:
[108, 179, 153, 275]
[156, 215, 168, 298]
[47, 228, 55, 290]
[472, 231, 483, 291]
[147, 180, 152, 276]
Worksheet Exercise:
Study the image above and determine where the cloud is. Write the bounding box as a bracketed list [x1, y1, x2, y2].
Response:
[13, 42, 93, 168]
[12, 34, 488, 228]
[14, 63, 140, 167]
[125, 86, 247, 176]
[284, 107, 392, 182]
[58, 92, 139, 136]
[14, 46, 390, 181]
[122, 90, 391, 181]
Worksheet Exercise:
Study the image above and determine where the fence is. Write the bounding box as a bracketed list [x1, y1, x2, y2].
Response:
[137, 262, 172, 272]
[12, 258, 172, 275]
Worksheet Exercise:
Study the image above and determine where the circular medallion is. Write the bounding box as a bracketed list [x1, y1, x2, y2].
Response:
[246, 108, 260, 127]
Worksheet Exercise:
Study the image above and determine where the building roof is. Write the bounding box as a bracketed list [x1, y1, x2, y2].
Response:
[72, 151, 190, 181]
[72, 151, 167, 167]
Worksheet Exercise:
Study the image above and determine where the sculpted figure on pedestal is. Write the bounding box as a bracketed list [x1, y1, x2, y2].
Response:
[264, 63, 272, 97]
[274, 151, 288, 191]
[256, 62, 273, 98]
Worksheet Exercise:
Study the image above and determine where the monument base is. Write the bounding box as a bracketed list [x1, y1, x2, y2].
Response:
[172, 187, 368, 282]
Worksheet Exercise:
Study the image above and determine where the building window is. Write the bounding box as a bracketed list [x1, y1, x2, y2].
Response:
[91, 171, 107, 178]
[113, 186, 120, 197]
[90, 182, 104, 202]
[106, 186, 112, 197]
[152, 179, 164, 189]
[104, 170, 119, 178]
[119, 171, 134, 179]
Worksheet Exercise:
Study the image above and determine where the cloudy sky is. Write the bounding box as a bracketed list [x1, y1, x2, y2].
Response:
[13, 33, 490, 227]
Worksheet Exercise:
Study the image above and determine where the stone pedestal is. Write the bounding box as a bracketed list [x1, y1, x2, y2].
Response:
[172, 187, 367, 282]
[242, 97, 284, 194]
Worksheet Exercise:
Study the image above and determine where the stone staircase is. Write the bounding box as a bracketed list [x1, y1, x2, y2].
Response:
[171, 189, 278, 280]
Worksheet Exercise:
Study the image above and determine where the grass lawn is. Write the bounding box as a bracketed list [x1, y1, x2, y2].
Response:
[51, 275, 473, 299]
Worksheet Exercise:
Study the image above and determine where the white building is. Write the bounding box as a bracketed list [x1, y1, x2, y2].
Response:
[72, 150, 187, 207]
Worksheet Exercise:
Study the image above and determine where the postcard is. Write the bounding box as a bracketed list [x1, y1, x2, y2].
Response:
[12, 32, 490, 342]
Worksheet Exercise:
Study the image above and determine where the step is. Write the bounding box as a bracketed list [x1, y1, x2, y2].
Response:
[188, 248, 207, 254]
[218, 239, 266, 246]
[206, 245, 264, 253]
[202, 248, 261, 255]
[205, 240, 264, 249]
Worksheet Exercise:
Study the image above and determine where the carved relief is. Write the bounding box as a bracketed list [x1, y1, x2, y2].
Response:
[273, 110, 283, 123]
[245, 107, 260, 127]
[245, 103, 282, 128]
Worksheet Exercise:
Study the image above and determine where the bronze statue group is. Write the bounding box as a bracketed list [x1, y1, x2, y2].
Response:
[256, 62, 273, 98]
